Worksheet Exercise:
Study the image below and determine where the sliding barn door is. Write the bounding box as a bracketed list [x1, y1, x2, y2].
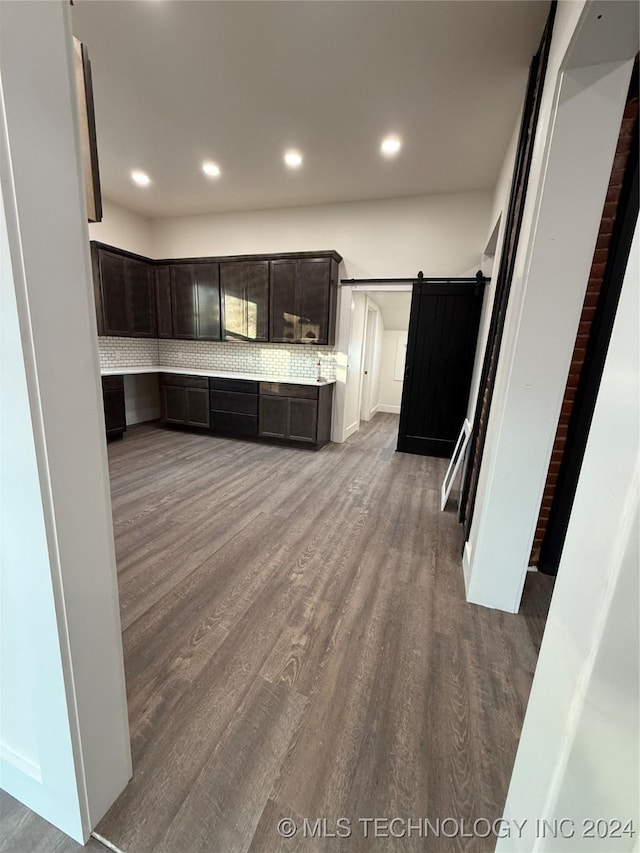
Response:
[459, 2, 557, 534]
[397, 280, 485, 458]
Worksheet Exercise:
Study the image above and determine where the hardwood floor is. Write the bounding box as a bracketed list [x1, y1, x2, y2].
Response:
[0, 791, 107, 853]
[0, 415, 554, 852]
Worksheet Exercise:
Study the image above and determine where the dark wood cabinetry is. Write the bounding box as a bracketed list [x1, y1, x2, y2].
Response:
[159, 373, 210, 429]
[155, 265, 173, 338]
[91, 243, 156, 337]
[259, 382, 333, 447]
[170, 263, 221, 341]
[101, 375, 126, 440]
[154, 372, 334, 448]
[92, 243, 341, 346]
[210, 378, 258, 437]
[220, 261, 269, 341]
[270, 255, 339, 345]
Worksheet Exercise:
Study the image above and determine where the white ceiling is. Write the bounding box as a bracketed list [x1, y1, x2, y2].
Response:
[366, 292, 412, 331]
[72, 1, 549, 218]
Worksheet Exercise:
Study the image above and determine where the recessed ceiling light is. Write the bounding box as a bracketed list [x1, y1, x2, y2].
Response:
[284, 149, 303, 169]
[380, 136, 402, 157]
[131, 170, 151, 187]
[202, 161, 221, 178]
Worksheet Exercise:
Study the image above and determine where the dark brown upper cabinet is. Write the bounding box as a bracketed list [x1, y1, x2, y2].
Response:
[91, 244, 341, 344]
[220, 260, 269, 342]
[270, 254, 340, 345]
[170, 262, 221, 341]
[91, 243, 156, 337]
[155, 265, 173, 338]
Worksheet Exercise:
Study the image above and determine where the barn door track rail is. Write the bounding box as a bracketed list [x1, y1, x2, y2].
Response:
[340, 271, 490, 286]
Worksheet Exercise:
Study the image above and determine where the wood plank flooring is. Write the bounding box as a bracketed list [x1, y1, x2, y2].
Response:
[0, 792, 107, 853]
[0, 415, 554, 853]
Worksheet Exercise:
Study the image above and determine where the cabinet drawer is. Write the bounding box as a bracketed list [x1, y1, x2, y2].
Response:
[209, 377, 259, 394]
[159, 373, 208, 389]
[210, 390, 258, 415]
[260, 382, 318, 399]
[101, 374, 124, 391]
[211, 411, 258, 437]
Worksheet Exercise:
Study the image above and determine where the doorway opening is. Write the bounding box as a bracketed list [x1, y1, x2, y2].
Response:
[343, 287, 412, 443]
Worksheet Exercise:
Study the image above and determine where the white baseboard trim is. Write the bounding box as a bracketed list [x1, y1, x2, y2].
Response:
[344, 421, 360, 440]
[377, 404, 401, 414]
[91, 832, 127, 853]
[0, 743, 43, 783]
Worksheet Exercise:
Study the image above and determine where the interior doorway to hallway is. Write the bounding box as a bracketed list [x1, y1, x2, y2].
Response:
[343, 287, 412, 442]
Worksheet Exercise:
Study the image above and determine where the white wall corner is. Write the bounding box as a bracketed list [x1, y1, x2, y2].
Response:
[0, 1, 132, 841]
[464, 17, 635, 612]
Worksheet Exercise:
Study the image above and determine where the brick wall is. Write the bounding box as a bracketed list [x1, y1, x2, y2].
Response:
[529, 90, 639, 565]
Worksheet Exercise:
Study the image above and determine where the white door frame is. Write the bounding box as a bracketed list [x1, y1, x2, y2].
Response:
[333, 284, 412, 443]
[359, 302, 380, 422]
[0, 2, 131, 842]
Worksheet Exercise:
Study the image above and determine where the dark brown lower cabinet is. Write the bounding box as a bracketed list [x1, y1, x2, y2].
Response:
[259, 382, 333, 447]
[157, 373, 333, 448]
[159, 374, 210, 429]
[210, 378, 258, 438]
[101, 375, 126, 440]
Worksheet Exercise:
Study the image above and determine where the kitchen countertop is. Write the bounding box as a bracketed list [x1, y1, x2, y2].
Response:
[100, 365, 336, 387]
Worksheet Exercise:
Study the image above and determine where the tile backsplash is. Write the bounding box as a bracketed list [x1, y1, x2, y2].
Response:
[98, 337, 159, 368]
[98, 337, 336, 381]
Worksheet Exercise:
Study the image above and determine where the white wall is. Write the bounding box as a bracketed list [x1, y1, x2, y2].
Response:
[89, 197, 153, 257]
[358, 298, 383, 422]
[124, 375, 160, 425]
[498, 218, 639, 852]
[1, 171, 82, 840]
[151, 191, 492, 278]
[0, 1, 131, 841]
[467, 116, 520, 422]
[464, 0, 638, 611]
[343, 292, 367, 438]
[377, 330, 407, 414]
[369, 308, 384, 420]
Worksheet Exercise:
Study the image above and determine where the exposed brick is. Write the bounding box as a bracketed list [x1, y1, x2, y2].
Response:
[608, 168, 626, 189]
[587, 277, 604, 295]
[606, 184, 622, 203]
[613, 152, 630, 171]
[530, 86, 637, 567]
